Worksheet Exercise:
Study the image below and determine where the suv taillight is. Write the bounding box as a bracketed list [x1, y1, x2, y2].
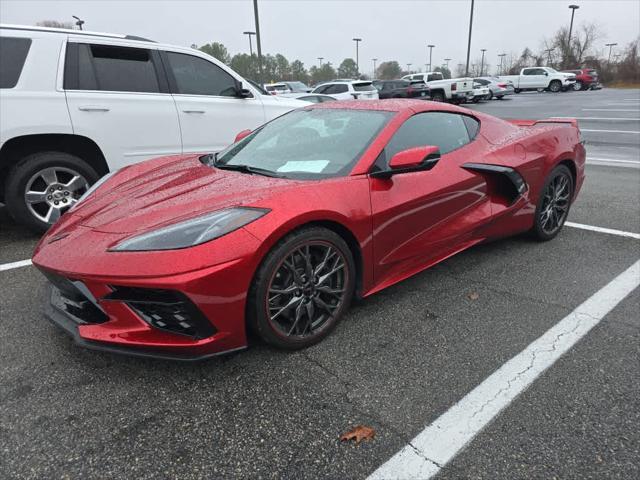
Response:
[451, 83, 457, 91]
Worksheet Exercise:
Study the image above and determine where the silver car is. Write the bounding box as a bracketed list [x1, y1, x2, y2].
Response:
[474, 77, 515, 99]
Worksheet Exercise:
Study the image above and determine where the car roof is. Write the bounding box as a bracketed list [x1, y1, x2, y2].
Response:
[0, 23, 155, 42]
[308, 99, 470, 114]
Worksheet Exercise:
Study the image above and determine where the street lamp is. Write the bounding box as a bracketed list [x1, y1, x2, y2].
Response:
[498, 53, 506, 75]
[352, 38, 362, 75]
[544, 48, 554, 66]
[444, 58, 452, 69]
[427, 44, 435, 71]
[605, 43, 618, 64]
[72, 15, 84, 30]
[407, 63, 412, 73]
[317, 57, 324, 67]
[252, 0, 264, 83]
[372, 58, 378, 78]
[465, 0, 475, 76]
[243, 31, 256, 56]
[567, 4, 580, 65]
[480, 48, 486, 76]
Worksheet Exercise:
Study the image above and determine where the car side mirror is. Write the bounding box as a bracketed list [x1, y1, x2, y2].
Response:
[544, 72, 549, 76]
[234, 80, 252, 98]
[235, 129, 252, 143]
[371, 145, 441, 178]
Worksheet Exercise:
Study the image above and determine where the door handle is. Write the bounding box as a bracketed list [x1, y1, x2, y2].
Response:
[183, 109, 205, 114]
[78, 106, 110, 112]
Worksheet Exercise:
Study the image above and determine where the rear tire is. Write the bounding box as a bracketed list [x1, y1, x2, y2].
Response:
[514, 88, 521, 94]
[4, 151, 99, 233]
[572, 81, 583, 91]
[430, 91, 445, 102]
[248, 227, 356, 350]
[531, 165, 574, 241]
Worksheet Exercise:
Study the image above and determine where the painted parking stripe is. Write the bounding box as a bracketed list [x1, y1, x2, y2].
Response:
[368, 259, 640, 480]
[0, 259, 32, 272]
[581, 129, 640, 134]
[566, 222, 640, 240]
[553, 116, 640, 121]
[582, 109, 639, 112]
[586, 158, 640, 167]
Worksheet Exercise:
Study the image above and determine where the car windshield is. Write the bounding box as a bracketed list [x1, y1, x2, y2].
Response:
[287, 81, 309, 92]
[214, 108, 393, 179]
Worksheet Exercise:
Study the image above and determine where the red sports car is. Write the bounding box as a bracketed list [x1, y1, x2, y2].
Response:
[33, 100, 585, 360]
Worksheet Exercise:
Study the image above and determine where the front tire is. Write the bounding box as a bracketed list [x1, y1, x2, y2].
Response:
[531, 165, 574, 241]
[548, 80, 562, 93]
[248, 227, 356, 350]
[5, 151, 99, 233]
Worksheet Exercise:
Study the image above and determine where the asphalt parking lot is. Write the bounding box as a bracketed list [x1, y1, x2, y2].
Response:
[1, 89, 639, 479]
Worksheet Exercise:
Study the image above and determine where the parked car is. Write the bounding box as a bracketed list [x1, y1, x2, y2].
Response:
[402, 71, 473, 104]
[473, 77, 515, 99]
[311, 80, 379, 100]
[0, 24, 306, 232]
[561, 69, 601, 91]
[33, 100, 585, 359]
[470, 82, 491, 103]
[282, 93, 337, 103]
[499, 67, 576, 93]
[264, 83, 293, 95]
[372, 79, 430, 99]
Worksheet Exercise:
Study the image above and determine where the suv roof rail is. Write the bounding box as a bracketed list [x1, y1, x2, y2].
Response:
[0, 24, 155, 43]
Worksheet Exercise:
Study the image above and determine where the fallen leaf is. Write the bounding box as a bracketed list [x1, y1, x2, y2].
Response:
[340, 425, 376, 445]
[468, 292, 480, 300]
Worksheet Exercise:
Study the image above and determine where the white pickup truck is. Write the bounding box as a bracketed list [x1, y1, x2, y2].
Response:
[401, 71, 473, 104]
[498, 67, 576, 93]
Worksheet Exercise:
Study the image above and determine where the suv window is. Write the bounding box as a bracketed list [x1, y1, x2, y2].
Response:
[353, 82, 375, 92]
[166, 52, 238, 96]
[325, 84, 348, 94]
[385, 112, 474, 159]
[426, 73, 444, 82]
[0, 37, 32, 88]
[86, 44, 160, 92]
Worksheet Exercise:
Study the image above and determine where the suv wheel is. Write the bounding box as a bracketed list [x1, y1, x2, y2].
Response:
[548, 80, 562, 92]
[572, 81, 583, 91]
[5, 151, 99, 233]
[430, 91, 445, 102]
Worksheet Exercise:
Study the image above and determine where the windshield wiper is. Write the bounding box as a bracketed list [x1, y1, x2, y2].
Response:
[214, 163, 283, 178]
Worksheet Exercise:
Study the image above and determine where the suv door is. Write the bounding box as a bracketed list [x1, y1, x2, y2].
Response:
[64, 40, 182, 170]
[162, 50, 266, 153]
[522, 68, 547, 89]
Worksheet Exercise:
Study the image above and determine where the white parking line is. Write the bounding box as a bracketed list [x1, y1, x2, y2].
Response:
[368, 259, 640, 480]
[0, 259, 32, 272]
[553, 116, 640, 121]
[581, 128, 640, 134]
[582, 109, 639, 112]
[566, 222, 640, 239]
[587, 157, 640, 166]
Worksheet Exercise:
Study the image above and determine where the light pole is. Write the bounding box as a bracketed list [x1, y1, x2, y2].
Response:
[605, 43, 617, 64]
[544, 48, 554, 66]
[567, 4, 580, 66]
[427, 44, 435, 71]
[252, 0, 264, 83]
[480, 48, 486, 76]
[444, 58, 451, 69]
[465, 0, 475, 76]
[353, 38, 362, 75]
[407, 63, 412, 73]
[317, 57, 324, 67]
[243, 31, 256, 56]
[372, 58, 378, 78]
[72, 15, 84, 30]
[498, 53, 506, 75]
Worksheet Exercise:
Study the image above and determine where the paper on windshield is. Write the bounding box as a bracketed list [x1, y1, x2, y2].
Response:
[277, 160, 330, 173]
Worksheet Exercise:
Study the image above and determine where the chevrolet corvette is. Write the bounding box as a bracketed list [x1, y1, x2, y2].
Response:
[33, 100, 585, 360]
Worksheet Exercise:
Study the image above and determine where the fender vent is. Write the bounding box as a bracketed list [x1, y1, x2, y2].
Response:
[462, 163, 527, 205]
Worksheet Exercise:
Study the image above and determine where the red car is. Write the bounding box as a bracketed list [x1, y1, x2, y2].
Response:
[562, 69, 601, 91]
[33, 100, 585, 360]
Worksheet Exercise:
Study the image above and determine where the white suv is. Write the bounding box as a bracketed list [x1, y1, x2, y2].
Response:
[311, 80, 379, 100]
[0, 24, 306, 232]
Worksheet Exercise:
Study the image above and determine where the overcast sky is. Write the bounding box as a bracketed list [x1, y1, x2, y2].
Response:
[2, 0, 639, 74]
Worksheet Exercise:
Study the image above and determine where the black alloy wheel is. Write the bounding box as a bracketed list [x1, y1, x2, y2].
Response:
[532, 165, 574, 241]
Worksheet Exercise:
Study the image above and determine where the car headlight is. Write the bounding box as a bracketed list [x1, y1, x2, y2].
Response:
[69, 171, 116, 212]
[110, 207, 269, 252]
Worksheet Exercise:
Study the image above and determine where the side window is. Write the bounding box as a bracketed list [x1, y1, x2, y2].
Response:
[462, 115, 480, 140]
[385, 112, 472, 159]
[334, 84, 348, 94]
[166, 52, 238, 96]
[322, 84, 337, 94]
[0, 37, 32, 88]
[315, 85, 330, 94]
[87, 44, 160, 92]
[523, 68, 535, 76]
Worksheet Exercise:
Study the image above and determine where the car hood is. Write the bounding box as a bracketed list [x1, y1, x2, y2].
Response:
[74, 154, 302, 234]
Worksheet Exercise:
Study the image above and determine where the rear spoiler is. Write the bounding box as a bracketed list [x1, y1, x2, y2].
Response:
[507, 118, 579, 129]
